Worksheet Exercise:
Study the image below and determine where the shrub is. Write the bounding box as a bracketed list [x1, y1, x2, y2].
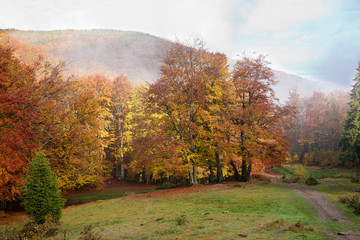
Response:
[282, 176, 300, 183]
[79, 224, 102, 240]
[351, 176, 360, 183]
[156, 182, 176, 190]
[294, 165, 308, 183]
[306, 176, 319, 186]
[21, 151, 65, 224]
[175, 216, 187, 225]
[338, 195, 360, 215]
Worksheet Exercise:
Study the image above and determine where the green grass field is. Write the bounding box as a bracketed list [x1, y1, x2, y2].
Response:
[2, 181, 349, 240]
[58, 183, 331, 239]
[2, 165, 360, 239]
[273, 165, 355, 179]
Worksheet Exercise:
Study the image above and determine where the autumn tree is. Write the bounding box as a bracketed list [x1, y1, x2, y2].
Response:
[42, 75, 111, 190]
[0, 45, 39, 202]
[340, 61, 360, 177]
[150, 39, 219, 185]
[107, 75, 133, 181]
[230, 55, 291, 181]
[287, 89, 349, 167]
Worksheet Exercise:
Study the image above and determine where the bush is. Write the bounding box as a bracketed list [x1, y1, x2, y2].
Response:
[282, 176, 300, 183]
[79, 224, 102, 240]
[21, 151, 65, 224]
[306, 176, 319, 186]
[351, 176, 360, 183]
[175, 216, 187, 226]
[0, 216, 61, 240]
[156, 182, 176, 190]
[338, 195, 360, 215]
[294, 165, 308, 183]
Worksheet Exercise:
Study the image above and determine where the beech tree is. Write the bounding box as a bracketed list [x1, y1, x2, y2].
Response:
[149, 40, 210, 185]
[230, 55, 291, 181]
[0, 45, 38, 201]
[108, 75, 132, 181]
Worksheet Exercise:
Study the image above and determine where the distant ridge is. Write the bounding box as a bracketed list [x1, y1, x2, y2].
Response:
[4, 29, 343, 101]
[5, 29, 172, 83]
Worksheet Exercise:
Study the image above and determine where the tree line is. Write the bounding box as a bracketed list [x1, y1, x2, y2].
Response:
[0, 35, 295, 202]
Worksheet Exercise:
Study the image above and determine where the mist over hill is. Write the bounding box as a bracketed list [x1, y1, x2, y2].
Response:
[5, 29, 344, 102]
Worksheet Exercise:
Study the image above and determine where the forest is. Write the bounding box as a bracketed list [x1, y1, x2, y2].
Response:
[2, 28, 360, 239]
[1, 30, 358, 201]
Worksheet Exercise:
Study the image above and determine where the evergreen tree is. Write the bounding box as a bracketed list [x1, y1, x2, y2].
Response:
[21, 151, 65, 224]
[340, 61, 360, 177]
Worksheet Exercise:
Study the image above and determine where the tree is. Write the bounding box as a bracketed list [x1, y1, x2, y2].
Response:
[340, 61, 360, 177]
[21, 151, 65, 224]
[149, 40, 209, 185]
[0, 45, 39, 201]
[109, 75, 133, 181]
[230, 55, 291, 181]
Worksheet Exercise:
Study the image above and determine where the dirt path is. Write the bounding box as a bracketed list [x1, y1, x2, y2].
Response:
[291, 184, 360, 239]
[291, 184, 349, 223]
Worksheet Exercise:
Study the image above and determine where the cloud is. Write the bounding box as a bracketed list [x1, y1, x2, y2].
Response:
[237, 0, 333, 33]
[1, 0, 359, 89]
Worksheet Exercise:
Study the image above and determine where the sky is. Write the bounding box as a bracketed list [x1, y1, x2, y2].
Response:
[1, 0, 360, 88]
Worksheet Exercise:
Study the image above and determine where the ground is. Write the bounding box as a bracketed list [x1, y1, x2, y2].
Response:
[1, 168, 360, 239]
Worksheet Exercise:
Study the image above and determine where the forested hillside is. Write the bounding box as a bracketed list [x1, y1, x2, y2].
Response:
[3, 29, 341, 102]
[4, 29, 171, 83]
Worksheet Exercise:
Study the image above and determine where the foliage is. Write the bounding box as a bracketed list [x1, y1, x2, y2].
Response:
[230, 54, 293, 181]
[0, 216, 61, 240]
[305, 176, 319, 186]
[21, 151, 65, 224]
[340, 61, 360, 177]
[175, 215, 188, 226]
[287, 89, 349, 167]
[293, 164, 308, 183]
[79, 224, 103, 240]
[339, 195, 360, 215]
[0, 43, 39, 201]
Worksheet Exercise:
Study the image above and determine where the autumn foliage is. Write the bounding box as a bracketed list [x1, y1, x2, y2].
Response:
[0, 32, 298, 202]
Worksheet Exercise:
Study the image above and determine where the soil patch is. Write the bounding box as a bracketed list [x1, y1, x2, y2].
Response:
[64, 179, 158, 196]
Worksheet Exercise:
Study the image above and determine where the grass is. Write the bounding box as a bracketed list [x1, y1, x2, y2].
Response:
[1, 182, 337, 239]
[273, 164, 355, 179]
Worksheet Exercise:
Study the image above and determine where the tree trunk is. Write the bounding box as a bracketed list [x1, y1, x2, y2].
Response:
[240, 160, 252, 182]
[215, 151, 223, 182]
[115, 148, 120, 180]
[357, 162, 360, 178]
[193, 163, 198, 185]
[209, 162, 215, 183]
[189, 166, 195, 185]
[120, 121, 125, 181]
[230, 160, 240, 180]
[145, 173, 151, 184]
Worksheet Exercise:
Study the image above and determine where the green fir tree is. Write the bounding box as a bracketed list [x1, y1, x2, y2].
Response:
[21, 151, 65, 224]
[340, 61, 360, 177]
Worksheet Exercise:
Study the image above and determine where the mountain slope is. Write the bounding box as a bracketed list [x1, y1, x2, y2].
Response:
[4, 29, 342, 101]
[5, 29, 171, 83]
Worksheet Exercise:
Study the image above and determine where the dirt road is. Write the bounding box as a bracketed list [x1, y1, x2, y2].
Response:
[291, 184, 360, 239]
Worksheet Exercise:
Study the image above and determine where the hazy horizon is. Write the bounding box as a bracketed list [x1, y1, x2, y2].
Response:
[1, 0, 360, 89]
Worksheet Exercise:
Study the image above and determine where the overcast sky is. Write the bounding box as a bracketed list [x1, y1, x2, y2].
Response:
[1, 0, 359, 88]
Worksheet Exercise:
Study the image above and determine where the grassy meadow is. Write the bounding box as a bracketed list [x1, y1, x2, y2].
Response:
[1, 165, 360, 239]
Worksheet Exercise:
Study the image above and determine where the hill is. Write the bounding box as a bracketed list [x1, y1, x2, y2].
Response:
[3, 29, 342, 101]
[4, 29, 172, 84]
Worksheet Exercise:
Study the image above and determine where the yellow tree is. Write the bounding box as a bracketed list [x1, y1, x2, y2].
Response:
[108, 75, 133, 181]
